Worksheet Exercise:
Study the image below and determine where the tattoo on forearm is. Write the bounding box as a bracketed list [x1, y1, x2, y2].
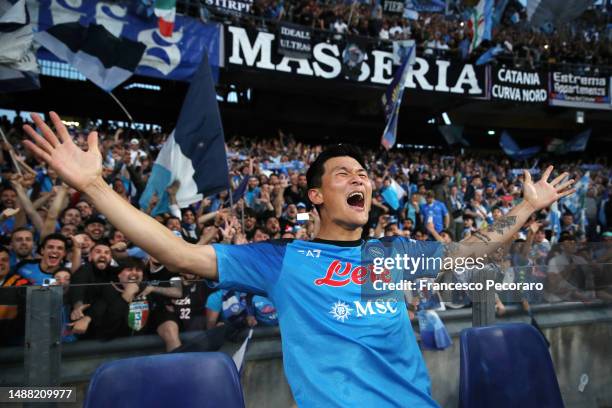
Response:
[444, 241, 461, 258]
[472, 231, 492, 243]
[487, 216, 517, 235]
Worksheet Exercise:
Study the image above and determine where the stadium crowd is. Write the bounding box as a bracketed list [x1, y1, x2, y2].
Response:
[0, 114, 611, 350]
[206, 0, 612, 67]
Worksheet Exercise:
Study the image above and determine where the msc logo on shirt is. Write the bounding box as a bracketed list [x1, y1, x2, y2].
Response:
[329, 300, 399, 322]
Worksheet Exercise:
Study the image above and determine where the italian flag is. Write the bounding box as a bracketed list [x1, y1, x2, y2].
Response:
[154, 0, 176, 37]
[467, 0, 493, 53]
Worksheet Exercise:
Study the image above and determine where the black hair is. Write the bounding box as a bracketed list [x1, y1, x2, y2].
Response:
[11, 227, 34, 238]
[384, 223, 398, 233]
[60, 207, 81, 224]
[166, 216, 181, 223]
[0, 245, 9, 256]
[243, 207, 257, 219]
[559, 232, 576, 242]
[40, 233, 68, 250]
[85, 216, 106, 227]
[254, 227, 269, 235]
[92, 239, 112, 249]
[306, 144, 367, 190]
[440, 230, 455, 241]
[53, 267, 72, 276]
[116, 257, 145, 273]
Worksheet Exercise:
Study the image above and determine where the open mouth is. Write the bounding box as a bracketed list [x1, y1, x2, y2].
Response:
[346, 191, 365, 210]
[48, 254, 60, 264]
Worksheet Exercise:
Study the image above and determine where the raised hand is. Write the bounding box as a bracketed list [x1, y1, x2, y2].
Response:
[528, 221, 542, 234]
[1, 207, 20, 220]
[22, 112, 102, 192]
[522, 166, 575, 212]
[70, 303, 90, 321]
[71, 233, 86, 249]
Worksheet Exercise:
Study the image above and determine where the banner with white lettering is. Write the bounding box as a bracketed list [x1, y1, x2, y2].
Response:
[34, 0, 221, 81]
[382, 0, 405, 14]
[204, 0, 253, 16]
[225, 26, 487, 97]
[278, 22, 312, 59]
[490, 67, 548, 103]
[549, 71, 611, 110]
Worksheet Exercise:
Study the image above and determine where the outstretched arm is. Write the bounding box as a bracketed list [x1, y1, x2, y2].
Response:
[448, 166, 575, 260]
[23, 112, 219, 280]
[11, 175, 43, 231]
[40, 185, 68, 241]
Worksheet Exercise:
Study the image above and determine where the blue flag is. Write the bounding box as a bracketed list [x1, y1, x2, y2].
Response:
[565, 129, 591, 152]
[230, 175, 249, 204]
[139, 52, 229, 215]
[550, 129, 591, 155]
[381, 45, 415, 150]
[499, 131, 541, 161]
[493, 0, 510, 25]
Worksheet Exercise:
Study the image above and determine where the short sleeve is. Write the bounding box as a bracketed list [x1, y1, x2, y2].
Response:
[212, 241, 288, 297]
[439, 202, 448, 215]
[205, 290, 222, 311]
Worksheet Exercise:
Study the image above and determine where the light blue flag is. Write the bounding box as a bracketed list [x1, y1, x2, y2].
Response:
[381, 179, 407, 211]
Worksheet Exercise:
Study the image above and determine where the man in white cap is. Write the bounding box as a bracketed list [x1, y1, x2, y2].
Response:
[129, 138, 146, 166]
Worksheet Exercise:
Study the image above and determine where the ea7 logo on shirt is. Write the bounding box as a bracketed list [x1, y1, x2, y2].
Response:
[329, 300, 399, 322]
[297, 249, 321, 258]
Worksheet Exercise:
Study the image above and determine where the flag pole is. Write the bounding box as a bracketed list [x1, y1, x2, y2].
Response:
[108, 91, 135, 124]
[348, 0, 357, 29]
[228, 172, 234, 212]
[0, 127, 23, 176]
[240, 200, 245, 235]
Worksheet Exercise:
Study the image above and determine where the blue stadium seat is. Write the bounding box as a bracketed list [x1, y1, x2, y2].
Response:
[84, 352, 245, 408]
[459, 323, 564, 408]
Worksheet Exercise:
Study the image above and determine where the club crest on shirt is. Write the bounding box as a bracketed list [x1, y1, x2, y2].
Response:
[329, 300, 352, 322]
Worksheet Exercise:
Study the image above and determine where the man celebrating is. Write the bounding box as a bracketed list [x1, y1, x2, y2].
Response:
[23, 112, 574, 407]
[16, 233, 67, 285]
